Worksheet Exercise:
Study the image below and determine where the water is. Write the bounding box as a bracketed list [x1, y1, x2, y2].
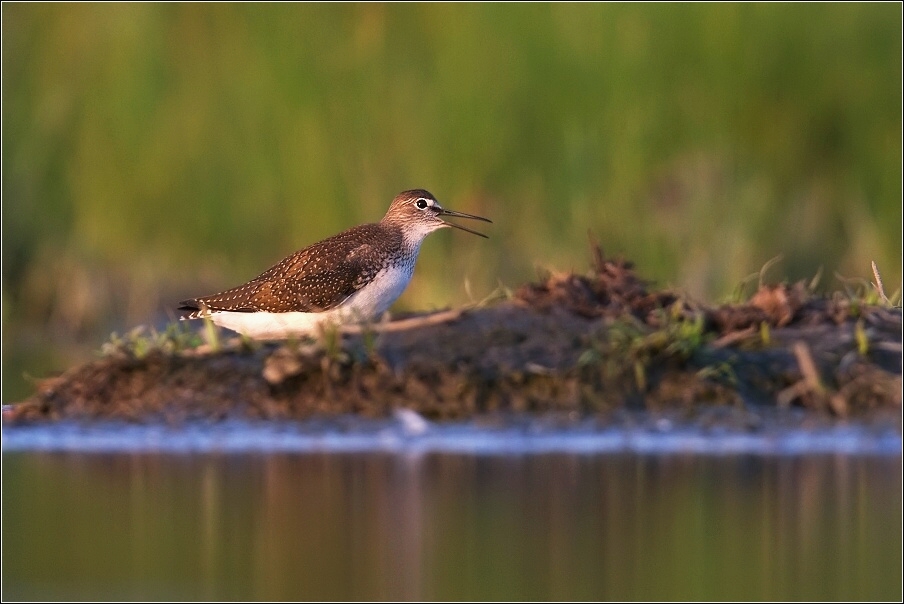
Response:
[3, 413, 901, 455]
[2, 420, 902, 600]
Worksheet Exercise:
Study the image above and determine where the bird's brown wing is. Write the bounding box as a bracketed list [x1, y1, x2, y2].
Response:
[178, 224, 390, 314]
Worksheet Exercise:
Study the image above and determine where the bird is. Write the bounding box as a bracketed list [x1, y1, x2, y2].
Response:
[177, 189, 491, 339]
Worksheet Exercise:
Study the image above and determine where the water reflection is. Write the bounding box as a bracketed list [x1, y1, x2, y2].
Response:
[3, 452, 901, 600]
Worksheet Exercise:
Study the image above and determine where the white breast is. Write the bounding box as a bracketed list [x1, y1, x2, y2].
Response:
[340, 262, 415, 318]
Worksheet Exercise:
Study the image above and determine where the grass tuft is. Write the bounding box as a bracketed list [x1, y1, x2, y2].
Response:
[101, 323, 203, 358]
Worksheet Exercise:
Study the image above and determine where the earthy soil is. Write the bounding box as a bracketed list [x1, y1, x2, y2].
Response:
[5, 249, 901, 424]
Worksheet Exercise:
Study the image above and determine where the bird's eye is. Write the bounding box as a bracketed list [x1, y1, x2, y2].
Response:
[415, 198, 430, 210]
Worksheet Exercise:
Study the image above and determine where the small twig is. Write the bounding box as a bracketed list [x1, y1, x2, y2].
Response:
[808, 266, 823, 292]
[777, 381, 808, 408]
[710, 326, 756, 349]
[792, 341, 824, 395]
[341, 308, 464, 335]
[871, 260, 890, 305]
[588, 230, 605, 273]
[777, 342, 827, 409]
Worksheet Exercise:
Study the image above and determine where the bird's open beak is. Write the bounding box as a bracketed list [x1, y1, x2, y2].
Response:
[438, 208, 493, 238]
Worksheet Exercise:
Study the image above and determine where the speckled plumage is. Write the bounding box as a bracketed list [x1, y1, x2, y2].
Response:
[178, 189, 491, 339]
[179, 223, 408, 316]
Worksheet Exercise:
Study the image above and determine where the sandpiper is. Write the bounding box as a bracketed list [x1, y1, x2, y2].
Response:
[178, 189, 491, 339]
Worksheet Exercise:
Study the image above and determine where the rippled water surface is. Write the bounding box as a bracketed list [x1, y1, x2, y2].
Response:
[2, 420, 902, 600]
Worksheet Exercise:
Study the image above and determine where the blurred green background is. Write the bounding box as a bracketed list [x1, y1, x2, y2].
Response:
[2, 4, 901, 402]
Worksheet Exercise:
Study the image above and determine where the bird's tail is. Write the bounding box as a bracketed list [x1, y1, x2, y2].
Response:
[177, 299, 211, 321]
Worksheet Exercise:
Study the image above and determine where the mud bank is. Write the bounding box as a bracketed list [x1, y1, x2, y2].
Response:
[5, 251, 901, 424]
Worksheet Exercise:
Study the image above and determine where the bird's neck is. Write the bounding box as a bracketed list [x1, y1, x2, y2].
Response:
[379, 218, 437, 254]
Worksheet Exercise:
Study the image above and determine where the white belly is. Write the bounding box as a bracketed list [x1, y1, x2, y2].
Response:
[202, 263, 415, 340]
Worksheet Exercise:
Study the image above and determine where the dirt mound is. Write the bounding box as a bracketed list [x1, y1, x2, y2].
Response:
[6, 249, 901, 424]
